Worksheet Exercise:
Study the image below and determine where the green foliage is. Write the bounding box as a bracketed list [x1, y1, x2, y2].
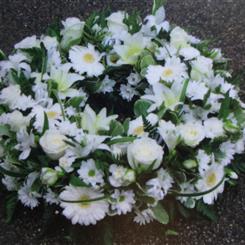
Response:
[0, 49, 6, 60]
[0, 125, 11, 137]
[196, 200, 217, 222]
[165, 229, 179, 236]
[109, 120, 124, 136]
[151, 202, 169, 224]
[179, 79, 190, 103]
[123, 11, 142, 34]
[4, 192, 18, 223]
[103, 222, 113, 245]
[134, 99, 152, 117]
[152, 0, 167, 15]
[42, 112, 49, 135]
[46, 21, 62, 41]
[70, 175, 89, 187]
[218, 92, 230, 120]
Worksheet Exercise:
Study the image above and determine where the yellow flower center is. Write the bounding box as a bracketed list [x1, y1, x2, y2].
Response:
[83, 53, 95, 63]
[163, 68, 174, 77]
[189, 129, 198, 137]
[206, 172, 217, 187]
[79, 195, 91, 208]
[133, 126, 144, 136]
[46, 111, 58, 119]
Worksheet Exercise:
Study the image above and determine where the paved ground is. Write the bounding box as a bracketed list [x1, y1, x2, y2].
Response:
[0, 0, 245, 244]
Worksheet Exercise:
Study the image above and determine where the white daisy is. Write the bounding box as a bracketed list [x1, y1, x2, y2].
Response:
[146, 57, 187, 84]
[59, 186, 109, 225]
[77, 159, 104, 188]
[108, 164, 135, 187]
[111, 189, 135, 215]
[128, 116, 145, 136]
[69, 44, 104, 77]
[97, 75, 116, 94]
[196, 163, 225, 204]
[18, 172, 41, 209]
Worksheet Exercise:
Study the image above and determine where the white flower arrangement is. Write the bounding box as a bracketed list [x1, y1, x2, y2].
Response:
[0, 0, 244, 228]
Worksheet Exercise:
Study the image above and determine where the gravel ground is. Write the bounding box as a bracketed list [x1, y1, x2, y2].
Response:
[0, 0, 245, 244]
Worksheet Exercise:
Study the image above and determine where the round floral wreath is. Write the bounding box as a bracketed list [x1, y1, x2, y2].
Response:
[0, 1, 244, 226]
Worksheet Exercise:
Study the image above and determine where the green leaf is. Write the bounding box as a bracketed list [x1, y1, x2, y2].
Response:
[218, 92, 230, 120]
[140, 54, 155, 70]
[0, 49, 6, 60]
[5, 192, 18, 223]
[0, 125, 11, 137]
[165, 229, 179, 236]
[107, 136, 135, 146]
[42, 112, 49, 135]
[0, 165, 26, 178]
[109, 120, 124, 136]
[152, 0, 167, 15]
[103, 222, 113, 245]
[70, 175, 89, 187]
[67, 96, 85, 109]
[196, 200, 217, 222]
[134, 99, 152, 117]
[151, 202, 169, 225]
[179, 79, 189, 103]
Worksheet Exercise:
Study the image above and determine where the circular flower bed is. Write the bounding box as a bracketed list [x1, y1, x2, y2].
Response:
[0, 1, 244, 226]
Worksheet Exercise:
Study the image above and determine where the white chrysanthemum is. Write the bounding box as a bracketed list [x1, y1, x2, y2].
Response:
[97, 75, 116, 94]
[146, 168, 173, 200]
[187, 80, 209, 101]
[196, 149, 211, 175]
[204, 117, 224, 139]
[178, 121, 205, 147]
[18, 172, 41, 209]
[44, 188, 59, 205]
[59, 186, 109, 225]
[31, 103, 62, 132]
[196, 163, 225, 204]
[0, 110, 30, 132]
[134, 208, 154, 225]
[0, 84, 34, 110]
[111, 190, 135, 215]
[120, 84, 139, 101]
[127, 137, 164, 170]
[69, 44, 104, 77]
[158, 120, 179, 151]
[219, 141, 236, 166]
[146, 57, 187, 84]
[81, 105, 118, 134]
[128, 116, 145, 136]
[108, 164, 135, 187]
[2, 176, 18, 191]
[127, 73, 141, 86]
[78, 159, 104, 188]
[58, 150, 76, 173]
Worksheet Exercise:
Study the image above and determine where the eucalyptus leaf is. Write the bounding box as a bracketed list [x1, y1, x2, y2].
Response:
[151, 202, 169, 224]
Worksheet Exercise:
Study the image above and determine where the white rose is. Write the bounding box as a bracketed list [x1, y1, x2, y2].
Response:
[41, 167, 59, 186]
[106, 11, 128, 34]
[204, 117, 224, 139]
[61, 17, 84, 49]
[40, 130, 67, 160]
[178, 121, 205, 147]
[127, 137, 164, 171]
[170, 27, 189, 49]
[191, 56, 213, 81]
